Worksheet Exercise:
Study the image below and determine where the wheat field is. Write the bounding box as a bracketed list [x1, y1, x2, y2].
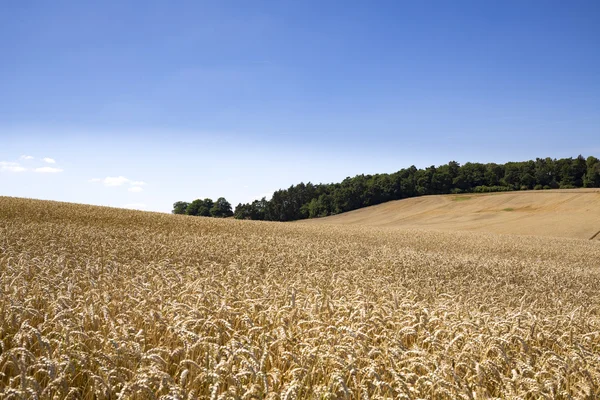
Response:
[304, 189, 600, 240]
[1, 196, 600, 399]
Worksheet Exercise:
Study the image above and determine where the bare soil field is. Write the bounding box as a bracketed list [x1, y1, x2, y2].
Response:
[303, 189, 600, 240]
[1, 196, 599, 399]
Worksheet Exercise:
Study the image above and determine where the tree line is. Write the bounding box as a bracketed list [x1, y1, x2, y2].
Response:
[172, 197, 233, 218]
[231, 155, 600, 221]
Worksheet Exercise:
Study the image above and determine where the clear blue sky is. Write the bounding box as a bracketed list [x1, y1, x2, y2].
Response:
[1, 1, 599, 212]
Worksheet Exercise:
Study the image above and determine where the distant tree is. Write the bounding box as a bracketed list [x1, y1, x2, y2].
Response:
[234, 203, 247, 219]
[395, 166, 417, 198]
[431, 165, 453, 193]
[484, 163, 504, 186]
[185, 199, 203, 216]
[556, 158, 575, 188]
[414, 168, 433, 195]
[305, 195, 331, 218]
[172, 201, 189, 215]
[198, 198, 214, 217]
[584, 156, 600, 187]
[253, 197, 270, 220]
[572, 155, 587, 187]
[181, 155, 595, 223]
[448, 161, 460, 181]
[210, 197, 233, 218]
[185, 198, 213, 216]
[520, 173, 535, 189]
[534, 158, 554, 187]
[453, 163, 485, 191]
[502, 162, 521, 188]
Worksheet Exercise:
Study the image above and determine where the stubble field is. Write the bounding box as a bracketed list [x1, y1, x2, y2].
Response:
[1, 197, 599, 399]
[304, 189, 600, 240]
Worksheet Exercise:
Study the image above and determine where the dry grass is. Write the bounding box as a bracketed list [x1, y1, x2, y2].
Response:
[304, 189, 600, 240]
[1, 196, 600, 399]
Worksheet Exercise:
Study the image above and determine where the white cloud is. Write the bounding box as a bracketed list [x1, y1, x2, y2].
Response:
[90, 176, 148, 188]
[34, 167, 63, 173]
[123, 203, 148, 210]
[43, 157, 56, 164]
[0, 161, 27, 172]
[20, 155, 34, 160]
[102, 176, 130, 186]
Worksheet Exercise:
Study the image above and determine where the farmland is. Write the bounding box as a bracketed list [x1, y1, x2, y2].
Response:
[305, 189, 600, 240]
[1, 196, 600, 399]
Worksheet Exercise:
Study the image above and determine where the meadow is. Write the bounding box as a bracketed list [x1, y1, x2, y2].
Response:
[1, 196, 599, 399]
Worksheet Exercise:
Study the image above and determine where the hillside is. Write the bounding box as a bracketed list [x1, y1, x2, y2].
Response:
[303, 188, 600, 240]
[232, 155, 600, 222]
[2, 196, 600, 397]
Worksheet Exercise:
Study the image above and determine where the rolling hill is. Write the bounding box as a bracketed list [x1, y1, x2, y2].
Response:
[303, 188, 600, 240]
[2, 196, 600, 397]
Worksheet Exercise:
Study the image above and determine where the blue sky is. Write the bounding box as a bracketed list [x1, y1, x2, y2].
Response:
[1, 1, 599, 212]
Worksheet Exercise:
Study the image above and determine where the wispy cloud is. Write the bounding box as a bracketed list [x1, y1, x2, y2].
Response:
[102, 176, 130, 186]
[90, 176, 148, 189]
[0, 161, 27, 172]
[34, 166, 63, 173]
[20, 155, 34, 160]
[43, 157, 56, 164]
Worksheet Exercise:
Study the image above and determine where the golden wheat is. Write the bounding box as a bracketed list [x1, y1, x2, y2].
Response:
[1, 197, 599, 399]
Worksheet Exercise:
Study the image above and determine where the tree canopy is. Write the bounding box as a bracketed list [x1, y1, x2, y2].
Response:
[230, 155, 599, 222]
[173, 155, 599, 221]
[172, 197, 232, 218]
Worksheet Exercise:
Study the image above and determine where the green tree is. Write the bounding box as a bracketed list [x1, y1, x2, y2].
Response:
[172, 201, 189, 215]
[556, 158, 575, 188]
[186, 198, 213, 216]
[210, 197, 233, 218]
[454, 163, 485, 191]
[572, 155, 587, 187]
[584, 156, 600, 187]
[192, 155, 594, 222]
[483, 163, 504, 186]
[234, 203, 249, 219]
[185, 199, 202, 216]
[198, 198, 214, 216]
[306, 195, 331, 218]
[520, 172, 535, 189]
[534, 158, 554, 187]
[502, 162, 521, 188]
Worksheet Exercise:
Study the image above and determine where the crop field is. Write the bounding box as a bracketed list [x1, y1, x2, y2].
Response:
[1, 196, 600, 399]
[305, 189, 600, 240]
